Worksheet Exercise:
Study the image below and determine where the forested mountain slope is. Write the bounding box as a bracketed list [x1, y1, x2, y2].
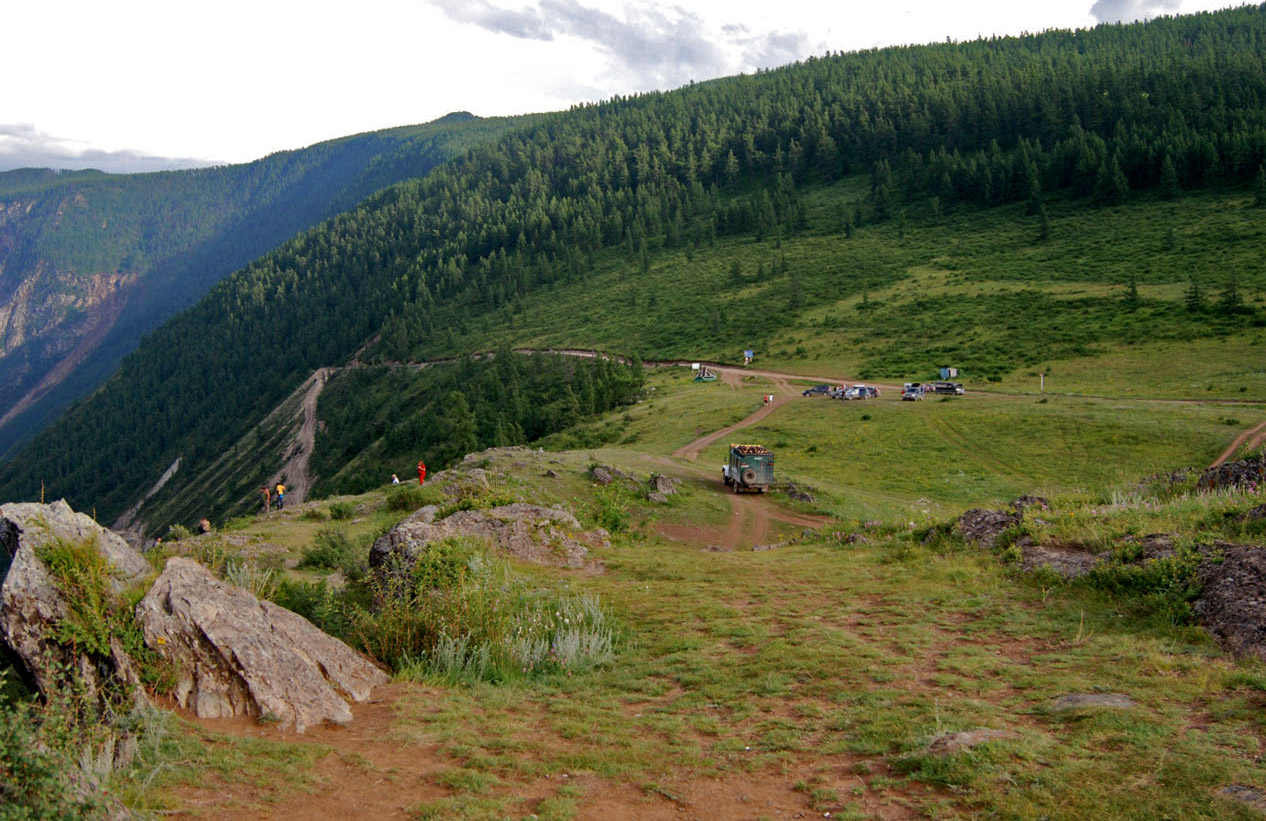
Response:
[4, 6, 1266, 532]
[0, 112, 534, 457]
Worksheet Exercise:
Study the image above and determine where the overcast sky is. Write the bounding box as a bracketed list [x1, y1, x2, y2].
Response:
[1, 0, 1244, 173]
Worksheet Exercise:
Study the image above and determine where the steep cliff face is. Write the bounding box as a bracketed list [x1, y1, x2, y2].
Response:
[0, 263, 133, 357]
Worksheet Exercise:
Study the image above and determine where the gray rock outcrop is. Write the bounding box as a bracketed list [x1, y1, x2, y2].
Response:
[136, 557, 387, 732]
[1051, 692, 1135, 711]
[956, 508, 1020, 548]
[0, 501, 151, 704]
[370, 502, 607, 577]
[1194, 543, 1266, 661]
[649, 473, 679, 495]
[1199, 457, 1266, 492]
[926, 728, 1018, 754]
[1017, 544, 1105, 579]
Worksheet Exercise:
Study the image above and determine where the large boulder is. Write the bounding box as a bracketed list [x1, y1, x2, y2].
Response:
[956, 508, 1020, 548]
[1199, 457, 1266, 492]
[0, 501, 151, 703]
[370, 502, 606, 577]
[136, 557, 387, 732]
[1194, 543, 1266, 661]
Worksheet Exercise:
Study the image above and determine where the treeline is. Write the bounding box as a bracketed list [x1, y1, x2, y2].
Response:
[4, 7, 1266, 523]
[366, 6, 1266, 358]
[310, 352, 644, 496]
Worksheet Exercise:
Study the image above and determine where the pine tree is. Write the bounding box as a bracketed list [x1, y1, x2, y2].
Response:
[1124, 274, 1140, 312]
[1185, 276, 1205, 313]
[1254, 163, 1266, 207]
[1219, 272, 1244, 315]
[1160, 155, 1179, 200]
[1094, 155, 1129, 206]
[1025, 162, 1043, 215]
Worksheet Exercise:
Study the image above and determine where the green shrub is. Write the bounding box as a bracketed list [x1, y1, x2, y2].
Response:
[298, 529, 364, 578]
[386, 483, 442, 512]
[1077, 539, 1208, 624]
[328, 501, 357, 520]
[35, 537, 174, 695]
[586, 486, 631, 533]
[345, 539, 615, 682]
[0, 680, 102, 821]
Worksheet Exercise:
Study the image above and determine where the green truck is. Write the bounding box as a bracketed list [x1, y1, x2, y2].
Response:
[722, 443, 775, 493]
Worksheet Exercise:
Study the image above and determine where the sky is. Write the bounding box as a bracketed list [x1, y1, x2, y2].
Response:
[1, 0, 1246, 173]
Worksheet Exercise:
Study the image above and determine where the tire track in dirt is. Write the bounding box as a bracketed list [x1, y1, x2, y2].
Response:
[661, 368, 827, 549]
[1211, 417, 1266, 468]
[267, 367, 330, 505]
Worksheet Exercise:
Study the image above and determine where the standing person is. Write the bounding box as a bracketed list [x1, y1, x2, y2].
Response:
[417, 460, 427, 486]
[275, 482, 286, 509]
[391, 473, 400, 485]
[260, 486, 271, 514]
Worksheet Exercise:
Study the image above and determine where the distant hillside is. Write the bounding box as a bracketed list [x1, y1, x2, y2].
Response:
[3, 6, 1266, 532]
[0, 112, 536, 457]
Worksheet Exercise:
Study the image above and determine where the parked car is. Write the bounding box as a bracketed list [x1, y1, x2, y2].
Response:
[802, 384, 832, 397]
[843, 385, 880, 400]
[901, 385, 924, 401]
[931, 381, 964, 395]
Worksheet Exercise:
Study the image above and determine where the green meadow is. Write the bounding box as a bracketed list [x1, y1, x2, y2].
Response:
[95, 359, 1266, 820]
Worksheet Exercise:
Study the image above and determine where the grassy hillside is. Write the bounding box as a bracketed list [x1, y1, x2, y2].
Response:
[51, 368, 1264, 820]
[4, 7, 1266, 532]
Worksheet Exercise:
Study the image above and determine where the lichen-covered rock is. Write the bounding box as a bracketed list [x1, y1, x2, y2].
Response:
[1011, 495, 1050, 514]
[926, 728, 1018, 754]
[1194, 543, 1266, 661]
[1018, 544, 1106, 579]
[785, 482, 815, 503]
[136, 557, 387, 732]
[1, 500, 150, 591]
[0, 501, 150, 704]
[1199, 457, 1266, 492]
[956, 508, 1020, 548]
[1051, 692, 1135, 711]
[370, 502, 606, 579]
[649, 473, 680, 495]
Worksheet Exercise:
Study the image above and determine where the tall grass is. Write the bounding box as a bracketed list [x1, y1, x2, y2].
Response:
[344, 537, 616, 683]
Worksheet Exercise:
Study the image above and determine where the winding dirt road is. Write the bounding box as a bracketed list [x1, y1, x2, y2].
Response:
[264, 350, 1263, 517]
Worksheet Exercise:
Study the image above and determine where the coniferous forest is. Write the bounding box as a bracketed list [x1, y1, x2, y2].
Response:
[3, 6, 1266, 531]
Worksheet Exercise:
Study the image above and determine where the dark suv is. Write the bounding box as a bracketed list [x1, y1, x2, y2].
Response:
[802, 384, 832, 397]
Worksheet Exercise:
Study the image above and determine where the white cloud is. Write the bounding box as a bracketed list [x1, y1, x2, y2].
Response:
[0, 124, 214, 174]
[1089, 0, 1183, 23]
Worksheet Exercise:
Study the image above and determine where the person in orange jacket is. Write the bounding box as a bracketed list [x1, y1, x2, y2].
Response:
[417, 460, 427, 485]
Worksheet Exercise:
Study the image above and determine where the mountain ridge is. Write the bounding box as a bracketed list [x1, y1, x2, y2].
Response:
[0, 112, 539, 457]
